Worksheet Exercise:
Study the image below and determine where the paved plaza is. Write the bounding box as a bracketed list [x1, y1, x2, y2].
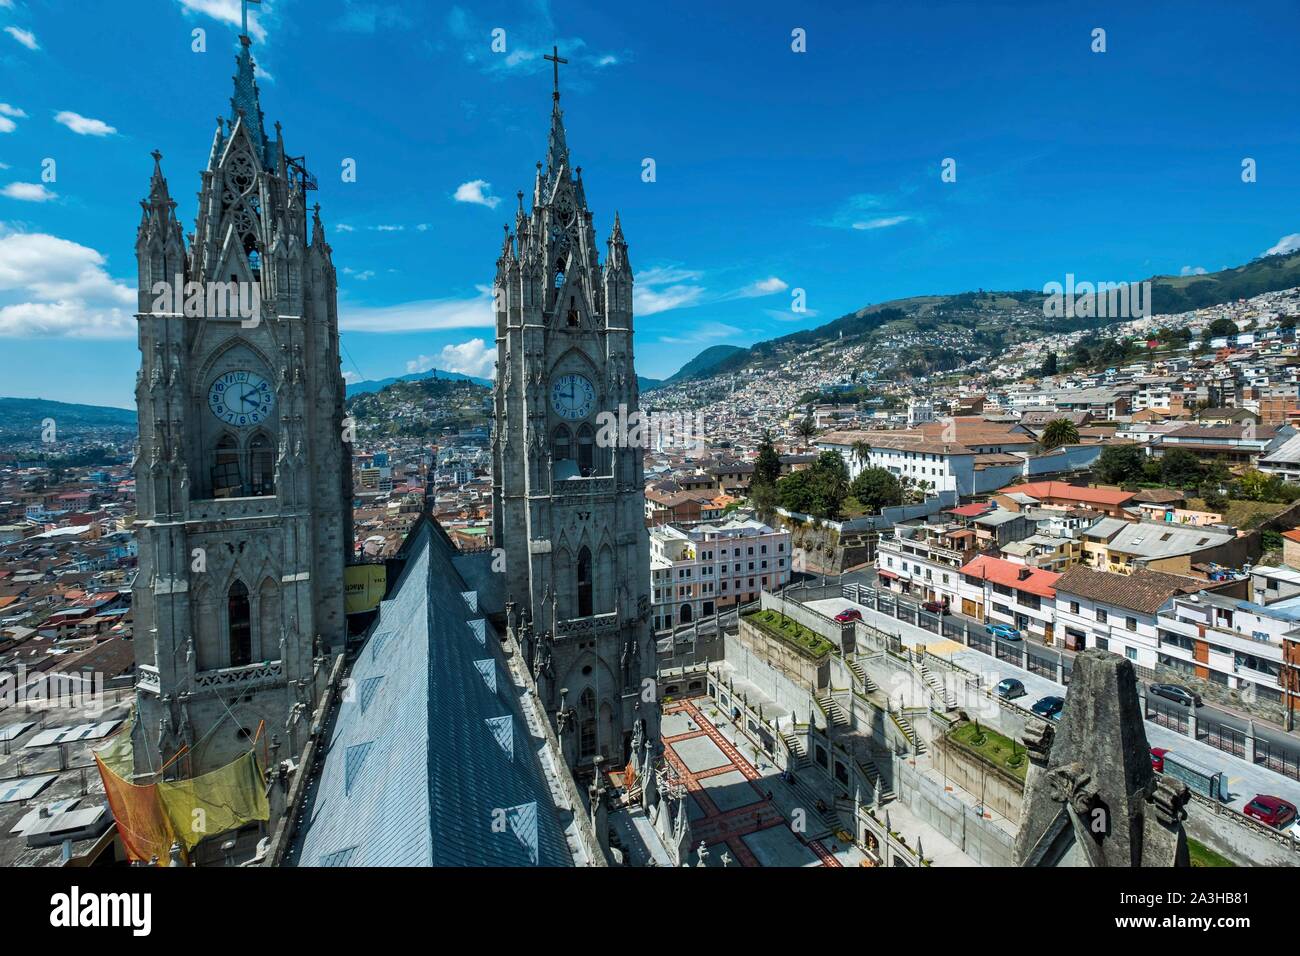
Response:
[662, 698, 867, 867]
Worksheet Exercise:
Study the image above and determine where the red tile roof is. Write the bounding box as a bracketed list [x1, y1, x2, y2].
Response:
[997, 480, 1134, 507]
[948, 502, 995, 518]
[959, 555, 1061, 598]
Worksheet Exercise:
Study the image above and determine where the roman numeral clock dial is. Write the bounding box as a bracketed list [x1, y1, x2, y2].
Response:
[208, 370, 275, 427]
[550, 373, 594, 420]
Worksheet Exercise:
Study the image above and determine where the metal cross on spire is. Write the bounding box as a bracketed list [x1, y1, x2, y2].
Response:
[240, 0, 262, 40]
[543, 45, 568, 101]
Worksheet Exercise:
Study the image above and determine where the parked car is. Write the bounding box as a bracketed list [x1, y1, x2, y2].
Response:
[1031, 696, 1065, 720]
[1148, 682, 1202, 708]
[834, 607, 862, 624]
[986, 622, 1022, 642]
[995, 678, 1026, 700]
[1242, 795, 1298, 830]
[1150, 747, 1169, 773]
[921, 600, 949, 615]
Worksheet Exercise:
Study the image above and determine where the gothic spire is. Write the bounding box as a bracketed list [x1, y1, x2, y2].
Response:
[230, 35, 271, 168]
[544, 98, 569, 176]
[147, 150, 171, 208]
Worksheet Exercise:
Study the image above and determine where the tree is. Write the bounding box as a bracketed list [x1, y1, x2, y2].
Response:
[1206, 317, 1238, 338]
[794, 416, 818, 447]
[1094, 444, 1145, 485]
[1237, 468, 1272, 502]
[1160, 448, 1206, 488]
[753, 429, 782, 488]
[851, 439, 873, 470]
[750, 480, 779, 517]
[776, 451, 850, 520]
[1202, 489, 1229, 513]
[1040, 418, 1080, 450]
[850, 467, 903, 514]
[1040, 352, 1058, 377]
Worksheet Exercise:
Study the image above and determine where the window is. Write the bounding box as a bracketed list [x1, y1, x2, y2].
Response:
[576, 547, 593, 617]
[249, 432, 274, 496]
[553, 425, 572, 462]
[212, 434, 242, 497]
[577, 423, 596, 476]
[1069, 601, 1080, 614]
[228, 581, 252, 667]
[1126, 617, 1138, 631]
[1096, 608, 1108, 623]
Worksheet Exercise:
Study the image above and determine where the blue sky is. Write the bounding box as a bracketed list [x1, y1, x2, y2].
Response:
[1, 0, 1298, 407]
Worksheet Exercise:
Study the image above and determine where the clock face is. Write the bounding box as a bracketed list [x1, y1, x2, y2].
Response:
[208, 370, 275, 428]
[550, 373, 595, 421]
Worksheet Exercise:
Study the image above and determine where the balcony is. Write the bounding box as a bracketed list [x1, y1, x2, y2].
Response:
[193, 659, 285, 694]
[555, 611, 619, 638]
[553, 475, 614, 498]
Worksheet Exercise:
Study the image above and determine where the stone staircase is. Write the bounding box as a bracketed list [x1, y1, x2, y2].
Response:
[918, 659, 957, 710]
[781, 731, 811, 770]
[858, 758, 896, 803]
[890, 711, 928, 755]
[847, 659, 878, 694]
[787, 777, 837, 839]
[817, 693, 850, 728]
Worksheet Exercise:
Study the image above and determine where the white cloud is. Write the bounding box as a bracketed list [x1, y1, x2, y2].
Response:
[339, 291, 493, 333]
[0, 116, 14, 134]
[371, 224, 404, 232]
[729, 276, 788, 299]
[0, 103, 26, 133]
[660, 321, 742, 346]
[408, 338, 495, 379]
[1180, 265, 1207, 276]
[1264, 234, 1300, 257]
[342, 370, 363, 385]
[634, 265, 706, 316]
[54, 111, 117, 136]
[453, 179, 502, 209]
[852, 215, 911, 230]
[5, 26, 38, 50]
[334, 223, 355, 232]
[342, 267, 375, 281]
[176, 0, 267, 43]
[2, 182, 57, 202]
[0, 229, 135, 338]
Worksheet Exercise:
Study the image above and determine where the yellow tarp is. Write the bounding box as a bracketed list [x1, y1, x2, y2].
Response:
[93, 708, 270, 863]
[157, 750, 270, 850]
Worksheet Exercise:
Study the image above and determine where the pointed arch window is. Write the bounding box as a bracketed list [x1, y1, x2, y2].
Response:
[552, 425, 573, 463]
[228, 581, 252, 668]
[576, 423, 595, 477]
[212, 433, 242, 498]
[554, 258, 566, 289]
[579, 687, 597, 758]
[249, 432, 274, 497]
[577, 546, 593, 618]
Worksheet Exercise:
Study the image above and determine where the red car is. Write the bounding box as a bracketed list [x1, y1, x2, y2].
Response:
[1150, 747, 1169, 773]
[1242, 794, 1298, 830]
[834, 608, 862, 624]
[921, 600, 949, 615]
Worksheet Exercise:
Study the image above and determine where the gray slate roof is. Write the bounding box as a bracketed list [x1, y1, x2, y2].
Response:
[292, 520, 577, 867]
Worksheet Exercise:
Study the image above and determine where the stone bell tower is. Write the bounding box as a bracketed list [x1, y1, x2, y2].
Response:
[492, 50, 657, 775]
[131, 24, 351, 781]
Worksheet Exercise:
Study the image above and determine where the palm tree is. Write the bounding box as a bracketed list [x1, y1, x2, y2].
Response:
[794, 416, 818, 448]
[851, 439, 872, 470]
[1040, 418, 1080, 451]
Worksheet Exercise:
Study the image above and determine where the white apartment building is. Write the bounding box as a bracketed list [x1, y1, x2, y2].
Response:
[875, 522, 980, 609]
[957, 555, 1060, 640]
[1053, 566, 1206, 661]
[649, 517, 791, 631]
[1155, 590, 1293, 707]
